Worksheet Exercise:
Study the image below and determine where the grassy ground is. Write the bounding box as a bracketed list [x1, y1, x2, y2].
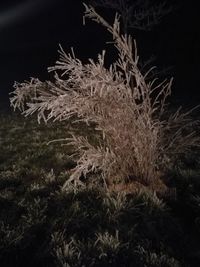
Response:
[1, 110, 200, 266]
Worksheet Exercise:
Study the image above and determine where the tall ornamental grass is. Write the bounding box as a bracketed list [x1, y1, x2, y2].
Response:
[10, 4, 200, 190]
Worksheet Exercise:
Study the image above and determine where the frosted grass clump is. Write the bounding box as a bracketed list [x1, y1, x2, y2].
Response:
[10, 4, 200, 190]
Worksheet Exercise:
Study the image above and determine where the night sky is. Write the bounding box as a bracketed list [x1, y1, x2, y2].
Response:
[0, 0, 199, 108]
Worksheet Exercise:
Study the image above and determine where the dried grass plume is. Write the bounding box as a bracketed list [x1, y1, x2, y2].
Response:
[10, 4, 200, 190]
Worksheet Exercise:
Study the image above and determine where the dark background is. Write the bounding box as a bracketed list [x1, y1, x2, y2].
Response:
[0, 0, 199, 109]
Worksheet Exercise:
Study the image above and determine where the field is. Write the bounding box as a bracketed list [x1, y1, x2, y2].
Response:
[1, 109, 200, 267]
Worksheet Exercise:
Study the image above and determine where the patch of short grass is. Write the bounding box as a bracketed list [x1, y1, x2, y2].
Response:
[0, 111, 200, 266]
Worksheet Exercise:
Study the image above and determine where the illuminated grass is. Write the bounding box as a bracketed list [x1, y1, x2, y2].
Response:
[0, 111, 200, 267]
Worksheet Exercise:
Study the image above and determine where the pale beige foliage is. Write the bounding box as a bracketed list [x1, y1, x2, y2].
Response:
[10, 4, 200, 189]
